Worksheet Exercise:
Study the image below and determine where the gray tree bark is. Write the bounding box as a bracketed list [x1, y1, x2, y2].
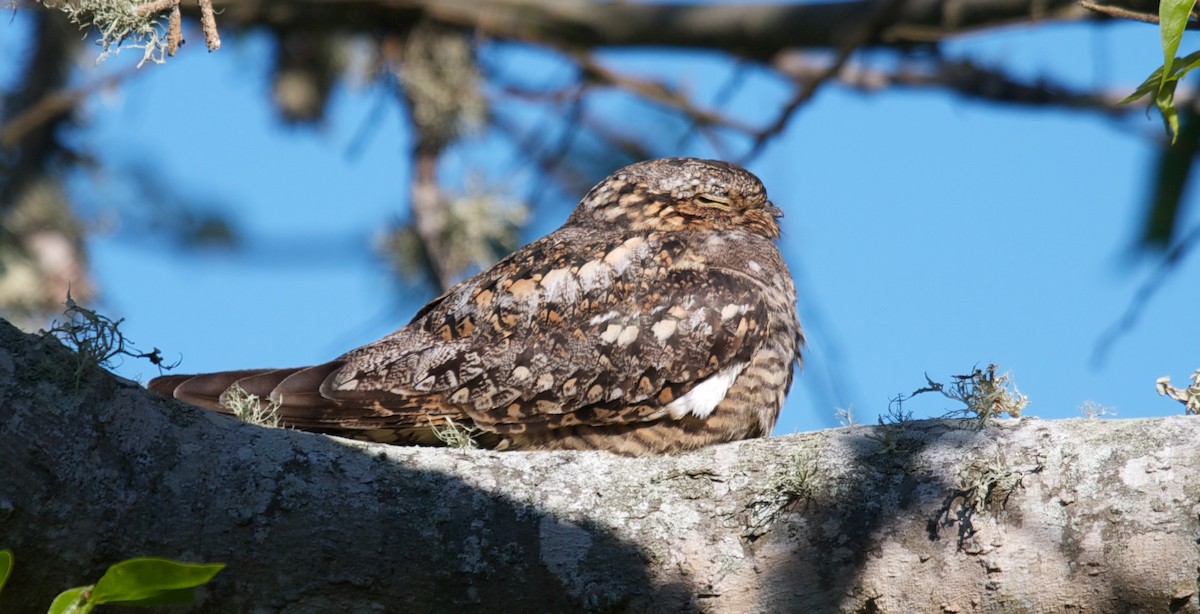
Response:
[1, 317, 1198, 613]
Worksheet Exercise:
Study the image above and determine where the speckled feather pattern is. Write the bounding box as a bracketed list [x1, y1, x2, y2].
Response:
[148, 158, 804, 455]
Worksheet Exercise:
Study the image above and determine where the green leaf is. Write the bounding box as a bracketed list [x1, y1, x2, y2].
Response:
[89, 558, 224, 605]
[1170, 49, 1200, 93]
[1122, 50, 1200, 137]
[0, 549, 12, 595]
[1159, 0, 1198, 92]
[1157, 78, 1182, 141]
[1122, 64, 1167, 104]
[47, 586, 93, 614]
[1121, 50, 1200, 105]
[106, 587, 203, 606]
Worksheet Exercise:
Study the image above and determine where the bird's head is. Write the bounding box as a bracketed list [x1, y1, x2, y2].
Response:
[570, 158, 783, 239]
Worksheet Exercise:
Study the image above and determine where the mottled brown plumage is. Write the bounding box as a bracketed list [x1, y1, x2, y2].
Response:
[148, 158, 803, 455]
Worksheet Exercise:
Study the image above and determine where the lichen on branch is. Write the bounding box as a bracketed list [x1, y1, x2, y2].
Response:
[41, 0, 220, 66]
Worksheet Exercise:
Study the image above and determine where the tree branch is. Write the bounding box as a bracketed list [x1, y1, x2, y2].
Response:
[196, 0, 1095, 57]
[1, 318, 1198, 612]
[774, 54, 1142, 117]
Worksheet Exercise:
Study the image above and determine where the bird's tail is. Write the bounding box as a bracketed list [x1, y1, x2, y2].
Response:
[145, 365, 480, 447]
[147, 368, 303, 413]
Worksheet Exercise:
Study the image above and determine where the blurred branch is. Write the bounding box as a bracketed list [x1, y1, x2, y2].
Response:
[774, 54, 1142, 116]
[489, 110, 595, 204]
[1, 10, 96, 329]
[517, 92, 587, 207]
[0, 89, 88, 151]
[0, 72, 133, 149]
[742, 0, 910, 162]
[574, 54, 759, 136]
[1092, 222, 1200, 366]
[386, 22, 492, 291]
[1142, 105, 1200, 248]
[197, 0, 1095, 56]
[408, 150, 457, 291]
[676, 61, 751, 152]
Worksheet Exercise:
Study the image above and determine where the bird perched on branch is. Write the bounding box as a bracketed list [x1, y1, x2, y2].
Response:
[148, 158, 803, 455]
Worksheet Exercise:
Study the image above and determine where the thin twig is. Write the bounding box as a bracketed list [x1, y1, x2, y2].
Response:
[198, 0, 221, 51]
[574, 53, 758, 136]
[741, 0, 910, 163]
[676, 60, 751, 150]
[134, 0, 175, 16]
[1076, 1, 1158, 25]
[775, 54, 1139, 117]
[1078, 1, 1158, 23]
[167, 1, 182, 56]
[525, 91, 586, 207]
[136, 0, 218, 54]
[1078, 0, 1200, 28]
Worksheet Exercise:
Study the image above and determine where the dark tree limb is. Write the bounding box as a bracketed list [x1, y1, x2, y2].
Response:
[195, 0, 1094, 56]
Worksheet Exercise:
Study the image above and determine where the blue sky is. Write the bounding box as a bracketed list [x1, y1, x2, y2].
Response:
[3, 10, 1198, 434]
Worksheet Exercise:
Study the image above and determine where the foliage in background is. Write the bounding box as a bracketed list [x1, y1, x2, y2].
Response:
[8, 0, 1193, 324]
[0, 549, 12, 596]
[379, 181, 529, 286]
[1122, 0, 1200, 141]
[1120, 1, 1200, 256]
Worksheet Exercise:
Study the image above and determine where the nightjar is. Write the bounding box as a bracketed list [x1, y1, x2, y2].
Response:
[148, 158, 804, 455]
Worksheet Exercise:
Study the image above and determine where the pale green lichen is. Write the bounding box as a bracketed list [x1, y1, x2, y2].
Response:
[1156, 369, 1200, 414]
[957, 452, 1026, 515]
[1078, 400, 1117, 419]
[944, 364, 1028, 422]
[430, 416, 482, 450]
[905, 363, 1028, 426]
[398, 21, 486, 148]
[46, 0, 169, 66]
[834, 405, 858, 427]
[742, 449, 822, 539]
[867, 398, 913, 454]
[221, 384, 281, 428]
[932, 450, 1045, 548]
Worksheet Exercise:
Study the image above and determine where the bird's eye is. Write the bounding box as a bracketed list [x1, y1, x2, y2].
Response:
[694, 194, 733, 210]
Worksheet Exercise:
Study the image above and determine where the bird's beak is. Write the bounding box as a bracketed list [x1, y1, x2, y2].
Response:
[766, 201, 784, 219]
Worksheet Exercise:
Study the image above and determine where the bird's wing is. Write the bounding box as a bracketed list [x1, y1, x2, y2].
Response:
[313, 231, 774, 434]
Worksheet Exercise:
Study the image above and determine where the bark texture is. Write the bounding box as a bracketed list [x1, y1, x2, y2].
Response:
[1, 317, 1198, 613]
